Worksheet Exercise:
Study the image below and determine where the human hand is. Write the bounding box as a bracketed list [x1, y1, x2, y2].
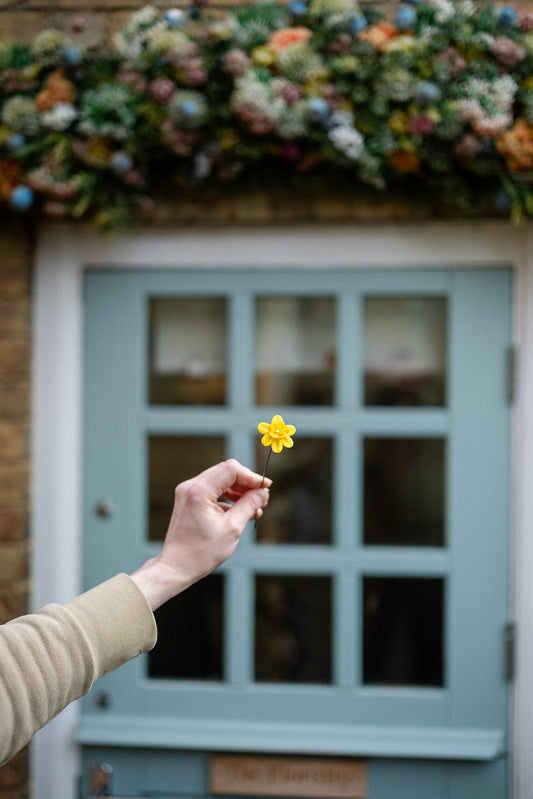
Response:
[131, 459, 271, 610]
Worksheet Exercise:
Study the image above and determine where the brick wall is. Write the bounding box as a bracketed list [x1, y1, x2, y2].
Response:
[0, 215, 34, 799]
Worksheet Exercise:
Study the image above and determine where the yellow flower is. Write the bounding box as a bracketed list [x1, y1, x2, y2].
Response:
[258, 414, 296, 454]
[252, 45, 276, 67]
[218, 128, 239, 150]
[388, 110, 409, 134]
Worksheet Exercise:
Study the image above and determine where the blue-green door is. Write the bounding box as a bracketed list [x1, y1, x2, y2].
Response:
[81, 267, 512, 799]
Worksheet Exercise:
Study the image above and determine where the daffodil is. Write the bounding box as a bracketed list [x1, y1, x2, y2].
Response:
[258, 414, 296, 453]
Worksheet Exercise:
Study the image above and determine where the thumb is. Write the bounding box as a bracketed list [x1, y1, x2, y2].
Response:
[225, 488, 270, 530]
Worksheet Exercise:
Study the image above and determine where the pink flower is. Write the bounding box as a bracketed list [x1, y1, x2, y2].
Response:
[438, 47, 467, 79]
[149, 77, 177, 104]
[519, 10, 533, 30]
[282, 143, 301, 161]
[491, 36, 526, 69]
[184, 61, 208, 86]
[326, 32, 352, 54]
[222, 49, 251, 78]
[275, 81, 303, 104]
[70, 15, 88, 34]
[117, 65, 148, 94]
[454, 133, 483, 159]
[249, 118, 275, 135]
[165, 41, 198, 69]
[409, 113, 435, 136]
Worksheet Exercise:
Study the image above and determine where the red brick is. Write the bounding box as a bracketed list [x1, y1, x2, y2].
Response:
[0, 749, 29, 791]
[0, 464, 29, 506]
[0, 583, 28, 624]
[0, 543, 30, 585]
[0, 340, 30, 380]
[0, 512, 27, 543]
[0, 383, 30, 419]
[0, 423, 27, 460]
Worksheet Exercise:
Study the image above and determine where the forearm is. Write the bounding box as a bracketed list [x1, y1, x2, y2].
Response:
[0, 574, 156, 766]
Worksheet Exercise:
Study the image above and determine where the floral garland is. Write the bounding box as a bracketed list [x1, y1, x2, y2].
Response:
[1, 0, 533, 230]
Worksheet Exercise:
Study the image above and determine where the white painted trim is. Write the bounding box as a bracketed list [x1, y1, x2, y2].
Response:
[31, 220, 532, 799]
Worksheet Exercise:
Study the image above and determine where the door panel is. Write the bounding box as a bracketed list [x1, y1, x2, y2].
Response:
[81, 267, 512, 798]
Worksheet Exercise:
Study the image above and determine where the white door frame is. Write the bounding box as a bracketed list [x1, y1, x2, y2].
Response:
[31, 221, 533, 799]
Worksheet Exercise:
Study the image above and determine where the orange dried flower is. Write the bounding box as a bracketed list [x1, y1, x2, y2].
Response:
[0, 160, 21, 198]
[388, 149, 421, 174]
[267, 26, 312, 52]
[36, 69, 75, 111]
[358, 22, 398, 52]
[495, 119, 533, 172]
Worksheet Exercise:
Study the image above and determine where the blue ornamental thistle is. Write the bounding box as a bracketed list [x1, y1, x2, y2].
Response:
[7, 133, 25, 152]
[62, 45, 82, 66]
[349, 14, 367, 33]
[394, 3, 417, 29]
[306, 97, 330, 123]
[110, 151, 134, 174]
[288, 0, 308, 16]
[164, 8, 186, 28]
[415, 81, 442, 104]
[10, 185, 34, 211]
[498, 5, 518, 25]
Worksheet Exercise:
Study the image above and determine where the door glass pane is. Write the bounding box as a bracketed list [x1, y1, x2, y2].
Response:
[363, 437, 445, 546]
[255, 575, 332, 683]
[148, 575, 223, 679]
[255, 437, 332, 544]
[256, 297, 335, 406]
[364, 297, 447, 407]
[363, 576, 444, 686]
[149, 298, 227, 405]
[148, 434, 225, 541]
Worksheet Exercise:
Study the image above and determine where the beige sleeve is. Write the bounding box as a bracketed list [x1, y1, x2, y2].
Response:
[0, 573, 157, 766]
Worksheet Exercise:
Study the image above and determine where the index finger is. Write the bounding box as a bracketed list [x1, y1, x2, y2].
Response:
[192, 458, 272, 498]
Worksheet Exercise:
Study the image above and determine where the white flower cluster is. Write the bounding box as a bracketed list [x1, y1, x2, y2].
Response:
[113, 5, 159, 57]
[327, 111, 364, 160]
[231, 72, 285, 124]
[41, 102, 78, 131]
[457, 74, 517, 137]
[427, 0, 456, 22]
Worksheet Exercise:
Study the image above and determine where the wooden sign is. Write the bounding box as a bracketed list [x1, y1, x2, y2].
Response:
[209, 754, 368, 798]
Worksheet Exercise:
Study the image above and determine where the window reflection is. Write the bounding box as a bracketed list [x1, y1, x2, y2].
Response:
[364, 297, 447, 407]
[149, 575, 223, 680]
[363, 577, 444, 686]
[255, 575, 332, 683]
[255, 437, 332, 544]
[148, 435, 225, 541]
[256, 297, 335, 406]
[149, 298, 227, 405]
[364, 437, 445, 546]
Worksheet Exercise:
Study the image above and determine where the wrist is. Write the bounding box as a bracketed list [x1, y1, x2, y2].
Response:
[130, 557, 188, 611]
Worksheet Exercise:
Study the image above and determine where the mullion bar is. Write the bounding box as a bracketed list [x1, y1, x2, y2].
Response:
[229, 290, 254, 410]
[334, 571, 358, 687]
[337, 289, 358, 409]
[225, 567, 254, 684]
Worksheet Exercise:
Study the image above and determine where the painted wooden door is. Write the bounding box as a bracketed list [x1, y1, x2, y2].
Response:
[80, 267, 512, 799]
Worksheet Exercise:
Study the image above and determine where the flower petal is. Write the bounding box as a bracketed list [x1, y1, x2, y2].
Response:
[282, 435, 294, 448]
[271, 439, 283, 453]
[271, 414, 284, 426]
[261, 433, 273, 447]
[285, 425, 296, 436]
[258, 422, 270, 434]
